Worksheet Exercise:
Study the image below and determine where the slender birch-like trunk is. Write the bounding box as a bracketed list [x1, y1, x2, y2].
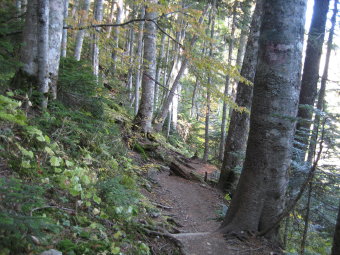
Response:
[154, 33, 166, 112]
[37, 0, 50, 108]
[61, 0, 69, 57]
[134, 7, 145, 114]
[92, 0, 104, 78]
[133, 0, 157, 133]
[112, 0, 123, 73]
[218, 1, 238, 161]
[48, 0, 64, 100]
[74, 0, 91, 61]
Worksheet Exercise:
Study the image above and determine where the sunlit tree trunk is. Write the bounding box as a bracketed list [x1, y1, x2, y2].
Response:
[37, 0, 49, 108]
[48, 0, 64, 100]
[112, 0, 123, 73]
[154, 33, 166, 112]
[92, 0, 104, 78]
[134, 6, 145, 115]
[134, 0, 157, 133]
[74, 0, 90, 61]
[127, 25, 135, 100]
[295, 0, 329, 162]
[219, 1, 238, 161]
[190, 76, 200, 118]
[218, 0, 263, 191]
[306, 0, 337, 164]
[61, 0, 69, 58]
[220, 0, 307, 242]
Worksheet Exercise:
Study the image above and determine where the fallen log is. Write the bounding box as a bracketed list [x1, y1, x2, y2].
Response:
[169, 161, 203, 182]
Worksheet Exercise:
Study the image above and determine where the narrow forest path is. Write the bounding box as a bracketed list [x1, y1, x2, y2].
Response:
[143, 153, 277, 255]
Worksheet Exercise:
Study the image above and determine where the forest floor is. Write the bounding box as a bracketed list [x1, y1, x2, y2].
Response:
[140, 148, 282, 255]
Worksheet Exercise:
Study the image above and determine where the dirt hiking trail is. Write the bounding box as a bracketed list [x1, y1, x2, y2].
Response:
[143, 152, 280, 255]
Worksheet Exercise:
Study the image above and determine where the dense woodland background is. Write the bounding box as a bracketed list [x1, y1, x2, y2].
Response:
[0, 0, 339, 254]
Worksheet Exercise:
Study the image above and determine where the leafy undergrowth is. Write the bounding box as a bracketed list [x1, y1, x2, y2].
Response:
[0, 59, 180, 255]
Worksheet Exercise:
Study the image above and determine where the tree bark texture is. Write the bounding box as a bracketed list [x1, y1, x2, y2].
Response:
[74, 0, 91, 61]
[295, 0, 329, 162]
[92, 0, 104, 78]
[48, 0, 64, 99]
[153, 13, 205, 132]
[134, 7, 145, 115]
[218, 0, 263, 191]
[331, 201, 340, 255]
[306, 0, 337, 164]
[112, 0, 124, 73]
[134, 0, 157, 133]
[220, 0, 307, 242]
[37, 0, 50, 108]
[218, 1, 238, 161]
[154, 33, 166, 112]
[61, 0, 69, 58]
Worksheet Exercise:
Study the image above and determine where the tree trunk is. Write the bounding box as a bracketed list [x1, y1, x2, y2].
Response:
[154, 33, 166, 112]
[127, 25, 135, 100]
[220, 0, 307, 242]
[218, 0, 263, 191]
[331, 201, 340, 255]
[153, 12, 206, 132]
[171, 83, 181, 132]
[61, 0, 69, 58]
[306, 0, 337, 164]
[48, 0, 64, 100]
[12, 0, 63, 108]
[190, 76, 200, 118]
[218, 1, 238, 161]
[295, 0, 330, 162]
[133, 0, 157, 133]
[203, 87, 211, 162]
[203, 0, 216, 162]
[19, 0, 38, 78]
[134, 7, 145, 115]
[112, 0, 124, 73]
[37, 0, 50, 108]
[92, 0, 104, 78]
[300, 182, 312, 255]
[74, 0, 91, 61]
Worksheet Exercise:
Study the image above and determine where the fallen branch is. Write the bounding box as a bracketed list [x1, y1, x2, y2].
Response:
[152, 202, 173, 210]
[30, 205, 75, 216]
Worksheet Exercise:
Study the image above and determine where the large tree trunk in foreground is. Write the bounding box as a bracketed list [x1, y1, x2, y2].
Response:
[133, 0, 157, 133]
[332, 201, 340, 255]
[295, 0, 329, 162]
[218, 0, 263, 191]
[12, 0, 65, 108]
[220, 0, 307, 242]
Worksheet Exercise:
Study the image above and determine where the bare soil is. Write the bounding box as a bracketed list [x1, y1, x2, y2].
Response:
[143, 155, 282, 255]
